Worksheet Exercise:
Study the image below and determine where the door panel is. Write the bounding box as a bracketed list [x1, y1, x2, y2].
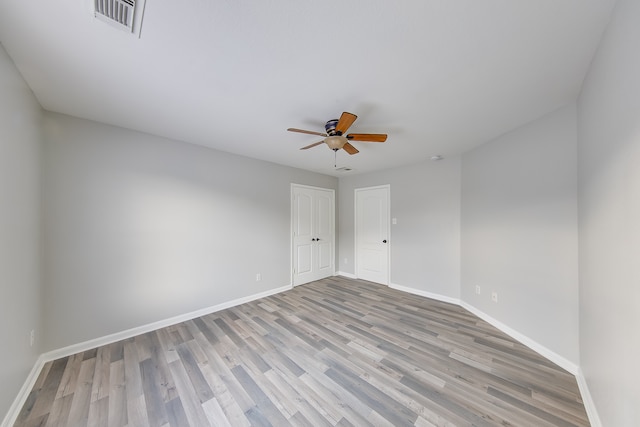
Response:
[296, 245, 312, 275]
[356, 186, 389, 285]
[295, 192, 313, 237]
[315, 190, 334, 278]
[293, 188, 315, 284]
[316, 194, 332, 235]
[317, 241, 332, 271]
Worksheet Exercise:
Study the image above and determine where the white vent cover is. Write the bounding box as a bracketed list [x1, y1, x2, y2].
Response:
[94, 0, 136, 32]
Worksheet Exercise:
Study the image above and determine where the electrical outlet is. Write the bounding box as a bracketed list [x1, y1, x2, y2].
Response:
[255, 273, 261, 282]
[344, 258, 348, 264]
[475, 285, 481, 295]
[491, 292, 498, 303]
[30, 330, 35, 347]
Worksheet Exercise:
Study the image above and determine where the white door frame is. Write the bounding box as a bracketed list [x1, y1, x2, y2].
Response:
[354, 184, 390, 285]
[291, 183, 336, 286]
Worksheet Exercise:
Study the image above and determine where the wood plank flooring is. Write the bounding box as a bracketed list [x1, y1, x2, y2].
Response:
[15, 276, 590, 426]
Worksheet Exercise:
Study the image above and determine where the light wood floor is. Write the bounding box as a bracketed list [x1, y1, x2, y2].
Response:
[15, 276, 589, 426]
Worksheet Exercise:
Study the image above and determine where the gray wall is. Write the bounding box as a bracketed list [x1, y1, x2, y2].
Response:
[42, 112, 337, 351]
[461, 105, 580, 364]
[578, 0, 640, 423]
[0, 44, 43, 418]
[5, 2, 640, 419]
[338, 158, 461, 299]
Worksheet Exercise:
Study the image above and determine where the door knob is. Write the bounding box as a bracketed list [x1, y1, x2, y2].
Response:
[383, 240, 387, 243]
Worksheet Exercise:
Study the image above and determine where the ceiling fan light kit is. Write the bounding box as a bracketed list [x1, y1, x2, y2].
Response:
[325, 135, 348, 150]
[287, 111, 388, 157]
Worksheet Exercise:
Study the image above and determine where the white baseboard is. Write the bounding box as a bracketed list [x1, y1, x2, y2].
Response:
[389, 282, 462, 306]
[336, 271, 356, 279]
[1, 355, 46, 427]
[2, 284, 292, 426]
[44, 284, 292, 361]
[388, 281, 579, 376]
[576, 368, 602, 427]
[394, 281, 599, 423]
[458, 301, 579, 375]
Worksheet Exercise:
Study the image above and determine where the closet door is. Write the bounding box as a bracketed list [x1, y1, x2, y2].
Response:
[292, 185, 335, 286]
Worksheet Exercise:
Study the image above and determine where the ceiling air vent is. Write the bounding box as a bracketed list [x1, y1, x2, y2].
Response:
[94, 0, 136, 33]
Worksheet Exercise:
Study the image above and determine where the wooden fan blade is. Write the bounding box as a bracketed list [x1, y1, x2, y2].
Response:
[288, 128, 327, 137]
[342, 142, 359, 155]
[335, 112, 357, 134]
[300, 140, 325, 150]
[346, 133, 387, 142]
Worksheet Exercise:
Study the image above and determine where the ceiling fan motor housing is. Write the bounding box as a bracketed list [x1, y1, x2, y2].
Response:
[325, 119, 340, 135]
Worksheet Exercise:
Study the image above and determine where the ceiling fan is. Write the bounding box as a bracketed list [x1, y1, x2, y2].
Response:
[287, 112, 387, 155]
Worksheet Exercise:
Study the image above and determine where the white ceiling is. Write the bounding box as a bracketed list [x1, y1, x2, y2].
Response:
[0, 0, 615, 176]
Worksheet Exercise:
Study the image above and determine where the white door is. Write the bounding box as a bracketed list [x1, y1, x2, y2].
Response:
[292, 185, 335, 286]
[355, 185, 390, 285]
